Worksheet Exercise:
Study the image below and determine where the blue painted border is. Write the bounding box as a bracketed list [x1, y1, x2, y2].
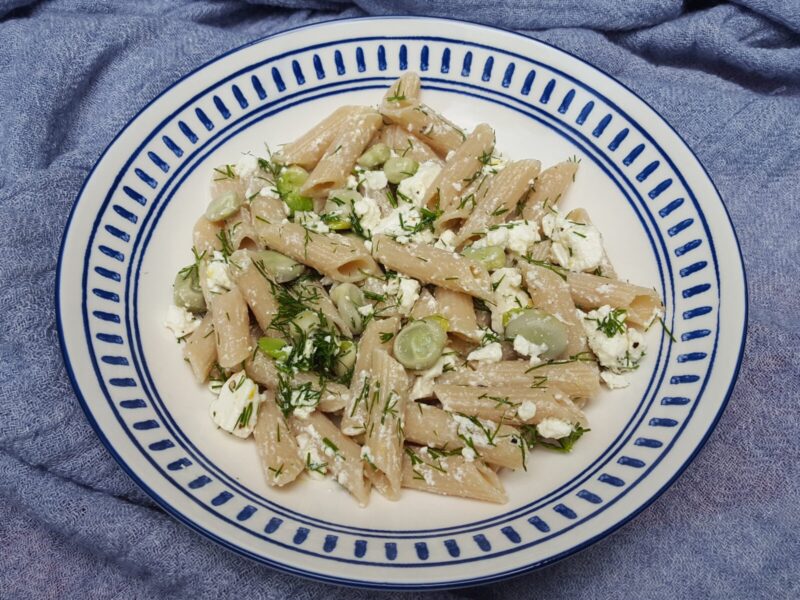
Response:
[56, 15, 748, 590]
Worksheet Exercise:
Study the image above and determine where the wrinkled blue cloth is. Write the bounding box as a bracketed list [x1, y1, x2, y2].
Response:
[1, 1, 798, 598]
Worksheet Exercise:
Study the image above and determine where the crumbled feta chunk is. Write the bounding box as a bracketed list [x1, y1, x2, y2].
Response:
[345, 174, 358, 189]
[209, 372, 260, 438]
[410, 350, 458, 400]
[295, 210, 330, 234]
[353, 196, 382, 232]
[259, 185, 280, 199]
[433, 229, 457, 251]
[542, 211, 604, 272]
[366, 203, 434, 245]
[234, 153, 259, 180]
[513, 335, 548, 366]
[362, 169, 388, 191]
[467, 342, 503, 363]
[536, 417, 573, 440]
[489, 267, 531, 333]
[357, 303, 374, 317]
[382, 275, 420, 316]
[517, 400, 537, 421]
[164, 304, 201, 338]
[580, 305, 646, 372]
[600, 371, 630, 389]
[205, 251, 233, 294]
[360, 445, 374, 464]
[452, 414, 491, 447]
[473, 220, 540, 255]
[481, 151, 508, 175]
[461, 447, 477, 462]
[397, 160, 442, 205]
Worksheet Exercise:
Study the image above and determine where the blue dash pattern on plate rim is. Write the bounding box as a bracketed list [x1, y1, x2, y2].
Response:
[56, 17, 746, 590]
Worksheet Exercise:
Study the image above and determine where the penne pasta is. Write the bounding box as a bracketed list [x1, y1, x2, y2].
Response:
[521, 160, 579, 224]
[210, 286, 252, 369]
[251, 197, 381, 282]
[183, 313, 216, 382]
[300, 110, 383, 197]
[371, 235, 493, 300]
[226, 206, 260, 251]
[379, 124, 443, 166]
[228, 249, 279, 332]
[434, 287, 481, 342]
[291, 411, 371, 506]
[193, 216, 223, 254]
[566, 272, 663, 327]
[453, 159, 541, 248]
[253, 393, 305, 487]
[402, 446, 507, 503]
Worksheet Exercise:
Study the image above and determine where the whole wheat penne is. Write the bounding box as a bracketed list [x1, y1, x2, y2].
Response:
[433, 383, 587, 427]
[520, 263, 587, 356]
[183, 313, 216, 382]
[453, 159, 541, 248]
[193, 216, 223, 254]
[341, 317, 400, 435]
[371, 235, 493, 300]
[228, 250, 279, 332]
[251, 197, 381, 282]
[211, 286, 252, 369]
[254, 394, 305, 487]
[421, 123, 495, 209]
[291, 411, 371, 506]
[521, 160, 579, 224]
[402, 446, 507, 504]
[274, 105, 372, 169]
[566, 272, 663, 327]
[300, 110, 383, 197]
[294, 279, 352, 338]
[409, 288, 439, 320]
[226, 206, 259, 251]
[379, 124, 443, 166]
[434, 287, 481, 342]
[209, 163, 248, 203]
[437, 360, 601, 399]
[404, 402, 525, 470]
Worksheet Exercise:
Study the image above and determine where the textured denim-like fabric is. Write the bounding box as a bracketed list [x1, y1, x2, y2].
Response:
[1, 1, 798, 598]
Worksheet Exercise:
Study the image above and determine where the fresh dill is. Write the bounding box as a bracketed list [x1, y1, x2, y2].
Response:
[588, 308, 627, 338]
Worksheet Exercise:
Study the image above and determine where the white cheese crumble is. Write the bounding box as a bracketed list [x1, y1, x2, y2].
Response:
[357, 303, 375, 317]
[513, 335, 548, 366]
[580, 305, 646, 373]
[164, 304, 201, 338]
[353, 196, 382, 232]
[517, 400, 537, 421]
[295, 210, 330, 234]
[489, 267, 532, 333]
[365, 203, 434, 245]
[209, 372, 260, 438]
[481, 151, 508, 175]
[234, 153, 259, 181]
[600, 371, 630, 389]
[205, 250, 233, 294]
[345, 174, 358, 190]
[360, 445, 374, 464]
[473, 220, 540, 255]
[467, 342, 503, 363]
[461, 447, 477, 462]
[259, 185, 280, 199]
[295, 429, 328, 479]
[542, 211, 604, 272]
[397, 160, 442, 205]
[433, 229, 457, 251]
[410, 350, 458, 400]
[536, 417, 573, 440]
[362, 169, 388, 191]
[452, 414, 491, 447]
[382, 275, 421, 316]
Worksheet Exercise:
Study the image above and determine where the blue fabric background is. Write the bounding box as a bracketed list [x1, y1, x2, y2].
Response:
[1, 1, 798, 597]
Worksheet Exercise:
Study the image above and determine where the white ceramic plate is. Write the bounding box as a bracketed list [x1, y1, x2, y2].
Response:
[57, 17, 747, 590]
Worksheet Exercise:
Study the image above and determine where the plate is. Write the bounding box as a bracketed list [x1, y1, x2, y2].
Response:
[57, 17, 747, 590]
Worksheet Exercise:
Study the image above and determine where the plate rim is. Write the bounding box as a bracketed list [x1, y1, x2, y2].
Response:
[55, 14, 749, 590]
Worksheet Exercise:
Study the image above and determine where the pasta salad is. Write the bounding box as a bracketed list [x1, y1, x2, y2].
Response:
[165, 73, 664, 505]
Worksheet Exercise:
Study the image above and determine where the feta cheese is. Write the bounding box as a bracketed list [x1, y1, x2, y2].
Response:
[362, 169, 388, 191]
[473, 220, 540, 255]
[382, 275, 420, 316]
[259, 185, 280, 199]
[542, 211, 604, 272]
[209, 372, 260, 438]
[517, 400, 537, 421]
[513, 335, 548, 366]
[467, 342, 503, 363]
[164, 304, 201, 338]
[452, 414, 491, 447]
[345, 174, 358, 189]
[410, 350, 458, 400]
[205, 251, 233, 294]
[461, 447, 477, 462]
[234, 153, 259, 180]
[353, 196, 382, 232]
[600, 371, 630, 389]
[433, 229, 457, 251]
[481, 151, 508, 175]
[397, 160, 442, 205]
[489, 267, 532, 333]
[360, 445, 374, 464]
[366, 203, 434, 245]
[536, 417, 573, 440]
[357, 303, 375, 317]
[294, 428, 328, 479]
[580, 305, 646, 372]
[295, 210, 330, 234]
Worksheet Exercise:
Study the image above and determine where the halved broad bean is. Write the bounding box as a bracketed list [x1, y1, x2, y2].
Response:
[383, 156, 419, 184]
[334, 340, 357, 378]
[331, 283, 367, 334]
[205, 191, 243, 222]
[290, 310, 321, 340]
[504, 308, 568, 360]
[173, 267, 206, 312]
[258, 337, 289, 361]
[277, 165, 313, 213]
[252, 250, 306, 283]
[461, 245, 506, 271]
[322, 189, 363, 230]
[393, 319, 447, 370]
[357, 143, 391, 169]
